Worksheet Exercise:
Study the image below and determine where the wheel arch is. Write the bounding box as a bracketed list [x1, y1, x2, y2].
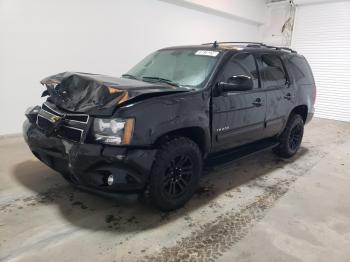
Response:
[153, 126, 210, 158]
[289, 105, 308, 123]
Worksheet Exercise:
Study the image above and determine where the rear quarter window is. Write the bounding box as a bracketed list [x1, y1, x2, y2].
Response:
[285, 55, 315, 85]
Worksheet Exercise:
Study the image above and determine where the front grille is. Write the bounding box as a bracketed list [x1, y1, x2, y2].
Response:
[42, 103, 89, 123]
[65, 114, 89, 123]
[37, 115, 53, 130]
[56, 125, 84, 142]
[36, 102, 90, 143]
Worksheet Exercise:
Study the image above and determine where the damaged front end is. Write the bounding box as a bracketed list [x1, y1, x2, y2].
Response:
[23, 71, 192, 194]
[23, 104, 156, 194]
[40, 71, 188, 115]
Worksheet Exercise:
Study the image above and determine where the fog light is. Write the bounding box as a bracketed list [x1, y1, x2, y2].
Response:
[107, 175, 114, 186]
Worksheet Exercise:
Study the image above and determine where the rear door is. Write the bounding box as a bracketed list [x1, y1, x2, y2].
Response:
[257, 53, 295, 137]
[212, 52, 267, 152]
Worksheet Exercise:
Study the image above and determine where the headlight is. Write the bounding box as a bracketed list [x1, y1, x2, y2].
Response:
[93, 118, 134, 145]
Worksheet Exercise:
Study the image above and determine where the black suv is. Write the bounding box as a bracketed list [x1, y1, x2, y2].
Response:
[23, 42, 316, 211]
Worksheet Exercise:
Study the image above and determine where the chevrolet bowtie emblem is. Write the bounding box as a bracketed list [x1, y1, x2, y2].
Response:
[50, 115, 61, 123]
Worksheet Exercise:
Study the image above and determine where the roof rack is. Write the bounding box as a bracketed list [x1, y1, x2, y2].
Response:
[202, 41, 297, 53]
[264, 45, 297, 53]
[202, 41, 266, 46]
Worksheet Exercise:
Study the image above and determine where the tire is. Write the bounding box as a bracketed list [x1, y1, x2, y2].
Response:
[273, 114, 304, 158]
[148, 137, 202, 211]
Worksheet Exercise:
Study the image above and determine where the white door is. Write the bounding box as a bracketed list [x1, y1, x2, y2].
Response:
[292, 1, 350, 122]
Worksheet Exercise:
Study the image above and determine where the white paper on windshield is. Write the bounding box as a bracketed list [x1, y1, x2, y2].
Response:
[195, 50, 219, 57]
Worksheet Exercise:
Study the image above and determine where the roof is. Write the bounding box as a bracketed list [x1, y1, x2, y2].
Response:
[160, 42, 297, 54]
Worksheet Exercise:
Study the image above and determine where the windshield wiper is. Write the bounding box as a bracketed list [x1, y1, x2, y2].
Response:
[121, 74, 139, 80]
[142, 76, 179, 87]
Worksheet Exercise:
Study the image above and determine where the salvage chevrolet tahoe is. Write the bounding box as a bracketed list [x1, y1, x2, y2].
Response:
[23, 42, 316, 211]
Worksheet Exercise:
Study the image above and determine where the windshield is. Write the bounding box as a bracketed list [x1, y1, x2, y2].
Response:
[124, 49, 220, 89]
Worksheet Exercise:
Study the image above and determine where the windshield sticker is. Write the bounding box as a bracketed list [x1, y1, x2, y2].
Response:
[195, 50, 219, 57]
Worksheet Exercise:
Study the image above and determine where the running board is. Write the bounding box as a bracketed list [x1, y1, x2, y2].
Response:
[205, 139, 279, 168]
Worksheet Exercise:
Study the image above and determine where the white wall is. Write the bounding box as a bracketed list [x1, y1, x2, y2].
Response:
[0, 0, 263, 135]
[166, 0, 268, 24]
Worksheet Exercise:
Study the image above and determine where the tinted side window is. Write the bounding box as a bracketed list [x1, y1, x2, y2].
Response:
[220, 53, 259, 89]
[286, 55, 314, 84]
[260, 54, 287, 88]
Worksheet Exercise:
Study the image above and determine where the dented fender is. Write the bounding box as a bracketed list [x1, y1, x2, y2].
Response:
[114, 89, 212, 153]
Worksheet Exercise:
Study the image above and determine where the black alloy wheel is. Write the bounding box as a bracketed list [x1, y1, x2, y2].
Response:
[289, 123, 303, 151]
[162, 155, 194, 198]
[273, 114, 304, 158]
[148, 137, 202, 211]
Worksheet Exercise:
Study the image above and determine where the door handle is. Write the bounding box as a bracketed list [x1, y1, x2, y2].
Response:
[284, 93, 292, 100]
[252, 98, 262, 107]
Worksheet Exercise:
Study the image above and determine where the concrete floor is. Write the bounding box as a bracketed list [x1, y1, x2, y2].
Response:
[1, 118, 350, 262]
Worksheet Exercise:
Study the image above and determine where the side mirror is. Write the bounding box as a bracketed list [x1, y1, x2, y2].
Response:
[218, 75, 253, 92]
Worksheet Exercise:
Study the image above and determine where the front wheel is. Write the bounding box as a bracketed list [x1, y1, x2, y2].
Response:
[148, 137, 202, 211]
[273, 114, 304, 158]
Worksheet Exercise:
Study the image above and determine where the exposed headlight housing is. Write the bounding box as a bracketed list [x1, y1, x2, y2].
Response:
[93, 118, 134, 145]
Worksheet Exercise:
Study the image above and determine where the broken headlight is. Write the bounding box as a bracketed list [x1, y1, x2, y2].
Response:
[93, 118, 134, 145]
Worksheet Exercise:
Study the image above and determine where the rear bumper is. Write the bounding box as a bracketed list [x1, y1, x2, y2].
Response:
[23, 120, 156, 193]
[305, 112, 314, 124]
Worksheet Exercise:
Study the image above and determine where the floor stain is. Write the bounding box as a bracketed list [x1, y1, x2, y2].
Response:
[195, 183, 215, 198]
[72, 201, 88, 210]
[0, 186, 84, 213]
[142, 178, 295, 262]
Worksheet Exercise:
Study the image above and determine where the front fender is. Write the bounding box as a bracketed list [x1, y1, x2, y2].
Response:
[114, 90, 211, 147]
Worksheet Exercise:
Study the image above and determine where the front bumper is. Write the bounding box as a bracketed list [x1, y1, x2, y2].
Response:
[23, 120, 156, 193]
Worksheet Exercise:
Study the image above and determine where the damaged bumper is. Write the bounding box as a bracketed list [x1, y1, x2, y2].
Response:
[23, 120, 156, 193]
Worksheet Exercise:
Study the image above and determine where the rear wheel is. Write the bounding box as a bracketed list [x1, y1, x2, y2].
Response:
[274, 114, 304, 158]
[148, 137, 202, 211]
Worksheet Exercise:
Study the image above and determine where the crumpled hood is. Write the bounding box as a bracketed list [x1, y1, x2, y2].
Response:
[41, 72, 189, 115]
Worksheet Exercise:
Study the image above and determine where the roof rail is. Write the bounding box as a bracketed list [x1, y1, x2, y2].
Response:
[263, 45, 297, 53]
[276, 47, 297, 53]
[202, 41, 297, 53]
[202, 41, 266, 46]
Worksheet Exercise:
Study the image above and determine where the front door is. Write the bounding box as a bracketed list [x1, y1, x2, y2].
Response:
[212, 52, 267, 152]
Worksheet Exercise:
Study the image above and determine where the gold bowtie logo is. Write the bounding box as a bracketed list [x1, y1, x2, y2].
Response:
[50, 115, 61, 123]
